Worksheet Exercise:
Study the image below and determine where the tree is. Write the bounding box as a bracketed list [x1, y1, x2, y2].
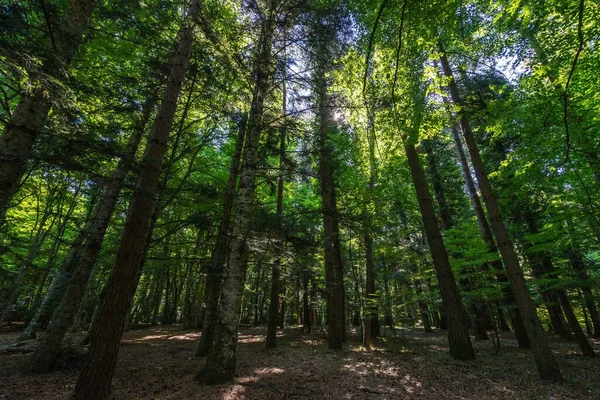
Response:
[0, 0, 95, 227]
[73, 1, 203, 397]
[439, 43, 563, 381]
[198, 0, 279, 384]
[25, 95, 155, 373]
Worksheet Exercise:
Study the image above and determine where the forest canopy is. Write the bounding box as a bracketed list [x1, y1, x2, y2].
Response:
[0, 0, 599, 398]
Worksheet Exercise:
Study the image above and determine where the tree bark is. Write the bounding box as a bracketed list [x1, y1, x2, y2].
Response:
[422, 138, 489, 340]
[439, 43, 562, 381]
[195, 114, 246, 356]
[25, 93, 155, 374]
[556, 290, 596, 357]
[415, 280, 433, 332]
[448, 123, 530, 348]
[404, 142, 475, 360]
[313, 11, 345, 350]
[362, 231, 379, 347]
[422, 140, 452, 230]
[523, 214, 595, 356]
[568, 249, 600, 337]
[266, 46, 288, 348]
[71, 4, 201, 396]
[303, 270, 311, 333]
[0, 0, 95, 226]
[198, 1, 276, 384]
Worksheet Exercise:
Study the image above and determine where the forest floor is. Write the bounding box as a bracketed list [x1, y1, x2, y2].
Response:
[0, 324, 599, 399]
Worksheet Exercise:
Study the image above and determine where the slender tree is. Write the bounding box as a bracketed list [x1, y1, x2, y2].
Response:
[446, 121, 531, 348]
[0, 0, 95, 226]
[24, 95, 155, 373]
[198, 0, 278, 384]
[195, 114, 246, 356]
[313, 6, 346, 350]
[439, 43, 563, 381]
[72, 2, 203, 397]
[266, 45, 288, 348]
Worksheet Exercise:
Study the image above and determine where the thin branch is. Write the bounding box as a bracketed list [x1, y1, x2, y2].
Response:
[563, 0, 585, 162]
[391, 0, 408, 135]
[362, 0, 388, 97]
[39, 0, 57, 51]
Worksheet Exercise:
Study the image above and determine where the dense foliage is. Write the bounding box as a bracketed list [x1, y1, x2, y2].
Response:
[0, 0, 598, 397]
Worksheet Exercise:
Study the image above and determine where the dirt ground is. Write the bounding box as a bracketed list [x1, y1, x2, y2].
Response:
[0, 325, 599, 399]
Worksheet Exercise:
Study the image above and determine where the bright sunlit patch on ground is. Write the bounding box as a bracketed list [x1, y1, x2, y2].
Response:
[129, 334, 170, 342]
[123, 330, 201, 343]
[236, 376, 260, 384]
[237, 334, 264, 344]
[253, 367, 285, 375]
[165, 333, 201, 341]
[221, 384, 246, 400]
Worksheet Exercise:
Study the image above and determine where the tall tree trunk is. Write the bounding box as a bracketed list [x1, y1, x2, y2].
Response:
[71, 5, 201, 396]
[314, 13, 345, 350]
[439, 44, 562, 381]
[266, 47, 287, 348]
[523, 239, 571, 339]
[25, 94, 155, 373]
[303, 270, 311, 333]
[448, 123, 530, 348]
[404, 142, 475, 360]
[362, 109, 380, 348]
[195, 114, 246, 356]
[415, 279, 433, 332]
[556, 290, 596, 357]
[568, 249, 600, 337]
[362, 231, 379, 347]
[0, 0, 95, 226]
[422, 138, 489, 340]
[421, 140, 452, 230]
[198, 1, 276, 384]
[279, 285, 286, 329]
[523, 214, 595, 356]
[0, 192, 60, 326]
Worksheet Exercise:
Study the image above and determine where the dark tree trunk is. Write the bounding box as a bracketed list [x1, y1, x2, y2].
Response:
[314, 13, 345, 350]
[195, 114, 246, 356]
[422, 137, 490, 340]
[404, 142, 475, 360]
[556, 290, 596, 357]
[439, 44, 562, 381]
[568, 250, 600, 337]
[25, 94, 154, 374]
[198, 2, 276, 384]
[279, 290, 285, 329]
[303, 271, 311, 333]
[415, 280, 433, 333]
[72, 4, 201, 397]
[266, 69, 287, 347]
[523, 215, 595, 356]
[448, 122, 530, 348]
[422, 139, 452, 230]
[362, 231, 379, 347]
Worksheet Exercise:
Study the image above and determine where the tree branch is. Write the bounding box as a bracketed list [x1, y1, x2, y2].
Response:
[563, 0, 585, 162]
